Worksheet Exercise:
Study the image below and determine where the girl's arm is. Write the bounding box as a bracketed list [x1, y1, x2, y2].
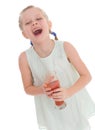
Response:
[52, 41, 92, 101]
[18, 52, 44, 96]
[64, 41, 91, 96]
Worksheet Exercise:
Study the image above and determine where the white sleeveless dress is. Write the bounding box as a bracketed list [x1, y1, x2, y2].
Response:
[25, 40, 95, 130]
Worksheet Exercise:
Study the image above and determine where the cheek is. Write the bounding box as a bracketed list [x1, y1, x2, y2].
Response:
[43, 22, 50, 32]
[23, 27, 31, 34]
[22, 28, 32, 39]
[22, 31, 29, 39]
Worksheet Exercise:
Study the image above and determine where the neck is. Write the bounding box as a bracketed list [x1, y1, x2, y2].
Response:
[33, 39, 54, 58]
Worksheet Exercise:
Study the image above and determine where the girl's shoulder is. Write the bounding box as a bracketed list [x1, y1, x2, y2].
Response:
[18, 51, 27, 66]
[55, 40, 78, 61]
[18, 46, 32, 61]
[18, 50, 30, 69]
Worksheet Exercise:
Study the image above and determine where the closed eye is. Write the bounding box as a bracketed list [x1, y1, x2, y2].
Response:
[25, 20, 32, 25]
[25, 17, 43, 25]
[36, 17, 43, 21]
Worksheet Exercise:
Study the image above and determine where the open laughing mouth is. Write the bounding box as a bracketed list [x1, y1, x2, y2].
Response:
[33, 29, 42, 36]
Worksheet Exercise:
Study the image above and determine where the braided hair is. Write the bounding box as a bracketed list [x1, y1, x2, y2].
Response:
[50, 31, 58, 40]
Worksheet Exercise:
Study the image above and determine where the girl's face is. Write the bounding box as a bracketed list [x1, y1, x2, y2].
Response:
[21, 8, 52, 43]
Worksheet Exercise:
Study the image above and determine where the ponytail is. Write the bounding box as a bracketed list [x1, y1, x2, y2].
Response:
[50, 31, 58, 40]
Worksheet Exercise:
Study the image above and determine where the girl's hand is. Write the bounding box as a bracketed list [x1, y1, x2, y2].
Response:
[42, 83, 53, 98]
[52, 87, 70, 101]
[42, 76, 54, 98]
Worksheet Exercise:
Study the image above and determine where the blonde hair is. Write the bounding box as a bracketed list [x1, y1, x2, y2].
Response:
[19, 5, 49, 30]
[19, 5, 58, 40]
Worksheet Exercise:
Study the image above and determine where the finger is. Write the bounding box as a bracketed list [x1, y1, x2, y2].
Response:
[53, 88, 61, 93]
[52, 93, 59, 98]
[44, 88, 53, 97]
[52, 91, 64, 99]
[42, 83, 51, 91]
[53, 88, 60, 92]
[52, 93, 63, 100]
[53, 95, 62, 100]
[46, 91, 53, 98]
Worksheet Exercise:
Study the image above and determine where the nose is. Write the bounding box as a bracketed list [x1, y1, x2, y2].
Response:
[32, 20, 38, 26]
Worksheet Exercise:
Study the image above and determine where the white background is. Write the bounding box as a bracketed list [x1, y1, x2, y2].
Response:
[0, 0, 95, 130]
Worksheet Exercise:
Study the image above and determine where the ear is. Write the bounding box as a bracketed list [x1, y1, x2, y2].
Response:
[48, 20, 52, 30]
[22, 31, 29, 39]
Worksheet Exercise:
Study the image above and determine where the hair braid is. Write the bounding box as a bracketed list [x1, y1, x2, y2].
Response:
[50, 31, 58, 40]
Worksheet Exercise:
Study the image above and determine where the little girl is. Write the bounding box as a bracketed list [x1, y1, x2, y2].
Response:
[18, 5, 95, 130]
